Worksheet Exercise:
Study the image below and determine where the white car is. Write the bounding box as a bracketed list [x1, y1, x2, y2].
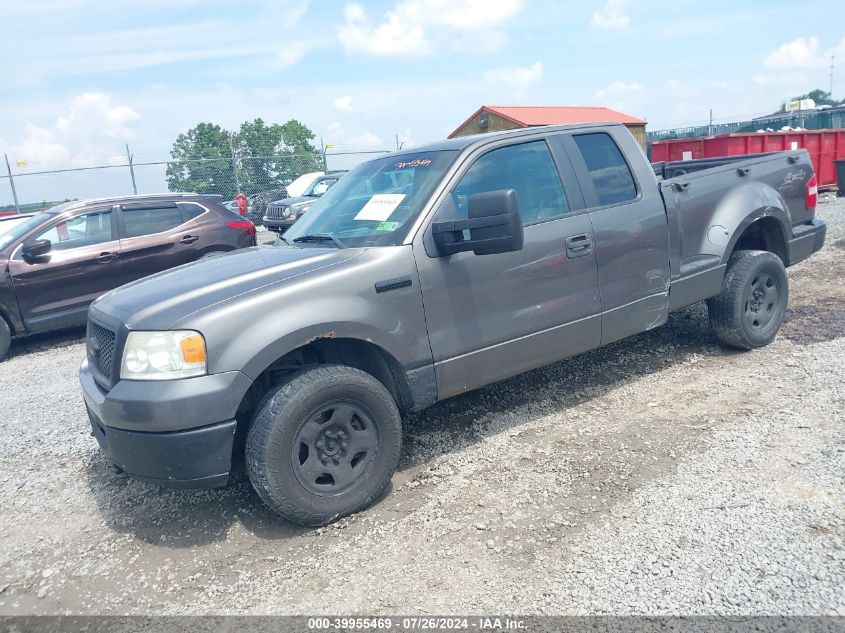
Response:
[285, 172, 325, 198]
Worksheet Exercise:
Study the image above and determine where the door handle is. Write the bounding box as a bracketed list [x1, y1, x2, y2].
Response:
[94, 252, 117, 264]
[179, 235, 199, 244]
[565, 234, 593, 259]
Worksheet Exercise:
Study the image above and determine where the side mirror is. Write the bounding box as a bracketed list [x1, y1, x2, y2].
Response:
[432, 189, 524, 257]
[22, 238, 52, 261]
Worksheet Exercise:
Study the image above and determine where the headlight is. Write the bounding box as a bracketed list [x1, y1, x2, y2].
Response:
[121, 331, 207, 380]
[281, 205, 292, 218]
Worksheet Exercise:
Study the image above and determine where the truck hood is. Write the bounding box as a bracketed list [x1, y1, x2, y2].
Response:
[91, 245, 363, 330]
[276, 195, 316, 207]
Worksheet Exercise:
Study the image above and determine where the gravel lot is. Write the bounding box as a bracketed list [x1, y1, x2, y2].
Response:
[0, 200, 843, 616]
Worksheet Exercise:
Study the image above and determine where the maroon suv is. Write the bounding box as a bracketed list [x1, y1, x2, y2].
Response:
[0, 194, 256, 360]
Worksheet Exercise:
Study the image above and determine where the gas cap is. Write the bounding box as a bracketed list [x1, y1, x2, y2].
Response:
[708, 225, 730, 247]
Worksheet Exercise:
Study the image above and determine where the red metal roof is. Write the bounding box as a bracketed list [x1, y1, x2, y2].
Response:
[448, 105, 647, 138]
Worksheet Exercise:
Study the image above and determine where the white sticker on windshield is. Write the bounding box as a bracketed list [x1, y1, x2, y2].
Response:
[354, 194, 406, 221]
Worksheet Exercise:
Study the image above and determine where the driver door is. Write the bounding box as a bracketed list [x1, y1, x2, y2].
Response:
[414, 138, 602, 399]
[9, 207, 124, 331]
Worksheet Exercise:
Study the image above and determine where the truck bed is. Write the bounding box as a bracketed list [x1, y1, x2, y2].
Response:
[655, 149, 817, 310]
[652, 152, 782, 180]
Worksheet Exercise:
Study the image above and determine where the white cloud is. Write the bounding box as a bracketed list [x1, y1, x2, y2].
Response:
[14, 125, 71, 163]
[591, 0, 629, 30]
[334, 95, 353, 111]
[764, 36, 824, 69]
[763, 36, 845, 73]
[6, 92, 140, 165]
[348, 130, 384, 146]
[595, 80, 644, 99]
[324, 121, 384, 147]
[484, 62, 543, 91]
[338, 0, 523, 56]
[56, 92, 140, 142]
[275, 41, 315, 69]
[4, 3, 318, 85]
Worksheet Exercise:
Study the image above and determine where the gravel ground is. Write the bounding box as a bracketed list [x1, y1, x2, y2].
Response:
[0, 199, 843, 616]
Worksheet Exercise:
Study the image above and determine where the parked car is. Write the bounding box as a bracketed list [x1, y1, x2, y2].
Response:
[286, 172, 326, 198]
[0, 213, 35, 229]
[263, 172, 346, 234]
[221, 199, 248, 216]
[247, 188, 288, 226]
[0, 193, 256, 360]
[80, 124, 825, 525]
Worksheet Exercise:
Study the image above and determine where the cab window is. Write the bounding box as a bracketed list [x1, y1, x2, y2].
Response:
[35, 210, 113, 251]
[122, 205, 184, 238]
[572, 133, 638, 206]
[450, 141, 569, 225]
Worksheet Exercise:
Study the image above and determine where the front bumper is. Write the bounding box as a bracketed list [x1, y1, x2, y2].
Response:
[80, 360, 251, 488]
[787, 219, 827, 266]
[261, 217, 296, 233]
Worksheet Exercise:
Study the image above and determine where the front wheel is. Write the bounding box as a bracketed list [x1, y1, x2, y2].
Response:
[707, 250, 789, 350]
[246, 365, 401, 526]
[0, 317, 10, 361]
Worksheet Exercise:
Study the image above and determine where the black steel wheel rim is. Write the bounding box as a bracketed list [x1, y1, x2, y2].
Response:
[291, 399, 380, 497]
[743, 273, 780, 331]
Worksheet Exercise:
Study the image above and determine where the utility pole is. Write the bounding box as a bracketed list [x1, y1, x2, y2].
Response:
[831, 54, 835, 98]
[708, 109, 714, 136]
[126, 144, 138, 195]
[320, 137, 328, 172]
[228, 132, 240, 194]
[4, 153, 20, 214]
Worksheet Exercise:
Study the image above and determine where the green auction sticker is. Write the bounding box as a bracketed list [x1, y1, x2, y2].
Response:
[376, 221, 400, 231]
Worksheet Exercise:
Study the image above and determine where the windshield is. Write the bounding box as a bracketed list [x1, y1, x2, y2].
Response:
[0, 214, 47, 251]
[284, 151, 458, 248]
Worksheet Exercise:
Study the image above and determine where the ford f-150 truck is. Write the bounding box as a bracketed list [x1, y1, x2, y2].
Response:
[79, 123, 826, 525]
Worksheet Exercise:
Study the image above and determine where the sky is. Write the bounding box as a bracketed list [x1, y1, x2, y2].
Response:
[0, 0, 843, 204]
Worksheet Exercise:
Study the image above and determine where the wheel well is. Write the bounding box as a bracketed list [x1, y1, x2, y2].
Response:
[233, 338, 414, 450]
[732, 218, 787, 264]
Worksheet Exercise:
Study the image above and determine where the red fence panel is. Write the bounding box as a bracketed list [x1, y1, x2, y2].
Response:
[650, 130, 845, 188]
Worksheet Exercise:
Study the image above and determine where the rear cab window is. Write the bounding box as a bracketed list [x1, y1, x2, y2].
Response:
[572, 133, 638, 206]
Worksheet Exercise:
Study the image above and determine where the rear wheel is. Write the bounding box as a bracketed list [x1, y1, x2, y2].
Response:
[707, 250, 789, 349]
[246, 365, 401, 526]
[0, 317, 10, 361]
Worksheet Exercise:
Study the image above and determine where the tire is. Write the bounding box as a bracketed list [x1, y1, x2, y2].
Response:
[0, 317, 10, 361]
[707, 250, 789, 350]
[246, 365, 402, 526]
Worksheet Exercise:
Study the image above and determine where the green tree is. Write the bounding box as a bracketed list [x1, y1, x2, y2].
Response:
[237, 118, 323, 192]
[167, 119, 324, 199]
[166, 123, 237, 199]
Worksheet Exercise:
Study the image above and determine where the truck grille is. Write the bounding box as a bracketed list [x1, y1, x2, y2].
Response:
[265, 203, 289, 220]
[87, 320, 116, 384]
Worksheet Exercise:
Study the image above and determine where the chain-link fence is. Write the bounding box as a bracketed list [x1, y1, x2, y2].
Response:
[647, 108, 845, 142]
[0, 145, 401, 220]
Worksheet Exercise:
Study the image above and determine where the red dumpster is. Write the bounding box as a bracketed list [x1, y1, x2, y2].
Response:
[650, 129, 845, 189]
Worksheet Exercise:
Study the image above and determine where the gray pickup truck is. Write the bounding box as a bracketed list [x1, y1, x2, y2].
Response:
[80, 123, 826, 525]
